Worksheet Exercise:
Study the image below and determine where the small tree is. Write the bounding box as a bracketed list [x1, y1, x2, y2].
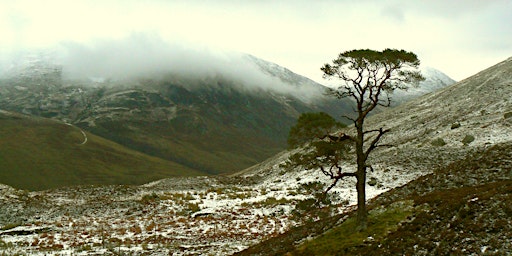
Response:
[288, 49, 424, 231]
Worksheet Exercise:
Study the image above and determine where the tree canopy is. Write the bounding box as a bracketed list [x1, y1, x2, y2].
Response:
[287, 112, 345, 149]
[322, 49, 424, 115]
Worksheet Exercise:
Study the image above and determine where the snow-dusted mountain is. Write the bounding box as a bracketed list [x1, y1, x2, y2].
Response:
[0, 48, 353, 177]
[0, 56, 510, 255]
[241, 56, 512, 187]
[391, 66, 456, 104]
[0, 46, 455, 177]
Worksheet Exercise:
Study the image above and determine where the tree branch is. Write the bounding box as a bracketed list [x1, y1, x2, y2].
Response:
[319, 132, 354, 143]
[364, 127, 390, 160]
[320, 165, 357, 194]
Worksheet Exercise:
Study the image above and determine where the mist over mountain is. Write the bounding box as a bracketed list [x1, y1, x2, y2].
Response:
[0, 36, 351, 175]
[1, 35, 325, 101]
[0, 36, 453, 176]
[0, 55, 509, 255]
[391, 66, 456, 105]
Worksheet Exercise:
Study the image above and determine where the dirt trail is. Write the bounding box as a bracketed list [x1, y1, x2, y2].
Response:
[65, 123, 88, 145]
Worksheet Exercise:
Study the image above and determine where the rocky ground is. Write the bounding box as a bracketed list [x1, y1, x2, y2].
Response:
[0, 143, 429, 256]
[234, 142, 512, 255]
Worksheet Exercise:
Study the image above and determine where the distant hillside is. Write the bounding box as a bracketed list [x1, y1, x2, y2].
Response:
[0, 110, 201, 191]
[0, 51, 354, 175]
[0, 50, 454, 175]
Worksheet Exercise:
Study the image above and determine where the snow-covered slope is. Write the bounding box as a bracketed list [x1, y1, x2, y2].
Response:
[0, 48, 487, 255]
[391, 66, 456, 104]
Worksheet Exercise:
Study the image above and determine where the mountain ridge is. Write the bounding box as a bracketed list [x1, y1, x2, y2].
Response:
[1, 52, 354, 175]
[0, 50, 455, 180]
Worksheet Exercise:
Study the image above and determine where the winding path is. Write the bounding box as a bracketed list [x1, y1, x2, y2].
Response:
[65, 123, 88, 145]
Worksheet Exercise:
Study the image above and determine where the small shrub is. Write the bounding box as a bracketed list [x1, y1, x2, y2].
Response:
[431, 138, 446, 147]
[1, 222, 21, 230]
[261, 197, 290, 206]
[141, 193, 160, 203]
[462, 135, 475, 145]
[184, 202, 200, 213]
[504, 112, 512, 119]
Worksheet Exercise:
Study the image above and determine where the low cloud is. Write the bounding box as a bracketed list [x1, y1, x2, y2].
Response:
[1, 34, 325, 100]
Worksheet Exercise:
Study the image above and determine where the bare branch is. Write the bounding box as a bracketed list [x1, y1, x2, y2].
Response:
[342, 113, 356, 123]
[320, 165, 357, 194]
[364, 127, 390, 160]
[319, 132, 354, 143]
[363, 129, 385, 135]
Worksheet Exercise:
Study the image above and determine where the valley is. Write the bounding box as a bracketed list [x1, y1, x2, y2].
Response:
[1, 52, 510, 255]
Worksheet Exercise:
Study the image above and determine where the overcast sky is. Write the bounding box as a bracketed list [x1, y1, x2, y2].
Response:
[1, 0, 511, 82]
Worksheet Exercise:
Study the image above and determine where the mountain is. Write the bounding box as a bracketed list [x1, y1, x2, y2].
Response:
[0, 56, 508, 255]
[0, 50, 452, 177]
[391, 66, 456, 104]
[0, 51, 353, 176]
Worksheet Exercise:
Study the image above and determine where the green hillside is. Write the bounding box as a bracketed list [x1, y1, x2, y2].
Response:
[0, 111, 202, 191]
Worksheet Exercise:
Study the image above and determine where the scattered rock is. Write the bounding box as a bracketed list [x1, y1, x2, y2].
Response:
[451, 122, 461, 129]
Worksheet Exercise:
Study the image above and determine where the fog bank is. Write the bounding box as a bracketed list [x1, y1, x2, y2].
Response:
[0, 34, 324, 99]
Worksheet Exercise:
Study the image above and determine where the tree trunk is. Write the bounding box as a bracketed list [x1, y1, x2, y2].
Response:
[355, 165, 367, 231]
[355, 118, 367, 231]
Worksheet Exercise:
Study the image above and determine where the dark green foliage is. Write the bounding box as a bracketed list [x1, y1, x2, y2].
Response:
[286, 112, 349, 172]
[321, 49, 424, 95]
[504, 111, 512, 119]
[287, 112, 345, 149]
[293, 182, 334, 221]
[286, 139, 351, 172]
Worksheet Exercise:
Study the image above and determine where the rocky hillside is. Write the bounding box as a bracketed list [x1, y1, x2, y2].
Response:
[236, 56, 512, 255]
[236, 142, 512, 255]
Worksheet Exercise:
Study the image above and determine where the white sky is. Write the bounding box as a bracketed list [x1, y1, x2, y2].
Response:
[1, 0, 511, 82]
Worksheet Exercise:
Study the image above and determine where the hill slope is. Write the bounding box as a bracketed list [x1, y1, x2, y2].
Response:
[0, 110, 201, 191]
[235, 56, 512, 254]
[236, 142, 512, 255]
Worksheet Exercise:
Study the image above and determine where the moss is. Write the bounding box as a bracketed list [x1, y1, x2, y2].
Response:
[430, 138, 446, 147]
[294, 200, 415, 255]
[462, 134, 475, 145]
